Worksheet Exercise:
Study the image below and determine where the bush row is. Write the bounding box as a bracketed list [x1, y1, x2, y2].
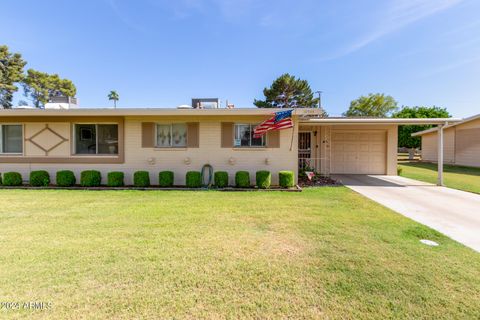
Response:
[0, 170, 295, 188]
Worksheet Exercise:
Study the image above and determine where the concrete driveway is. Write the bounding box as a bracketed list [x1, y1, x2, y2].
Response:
[332, 174, 480, 252]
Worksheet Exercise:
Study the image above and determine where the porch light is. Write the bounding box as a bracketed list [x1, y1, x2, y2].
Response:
[228, 157, 236, 165]
[184, 157, 191, 165]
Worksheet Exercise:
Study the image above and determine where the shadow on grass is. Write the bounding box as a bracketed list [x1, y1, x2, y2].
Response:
[400, 161, 480, 176]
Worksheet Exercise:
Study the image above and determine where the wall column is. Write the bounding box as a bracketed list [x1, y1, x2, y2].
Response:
[437, 124, 444, 186]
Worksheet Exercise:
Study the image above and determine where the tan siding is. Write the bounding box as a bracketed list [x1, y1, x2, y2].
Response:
[266, 130, 280, 148]
[186, 122, 199, 148]
[420, 127, 455, 164]
[0, 116, 298, 186]
[220, 122, 233, 148]
[141, 122, 155, 148]
[455, 118, 480, 167]
[123, 118, 298, 185]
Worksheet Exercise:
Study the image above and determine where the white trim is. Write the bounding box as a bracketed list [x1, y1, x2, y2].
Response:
[0, 124, 24, 155]
[233, 123, 266, 148]
[73, 123, 119, 155]
[412, 113, 480, 137]
[154, 122, 187, 148]
[303, 118, 461, 125]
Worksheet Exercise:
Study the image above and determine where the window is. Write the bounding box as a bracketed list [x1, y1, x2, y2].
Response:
[0, 124, 23, 154]
[156, 123, 187, 147]
[74, 124, 118, 154]
[234, 124, 265, 147]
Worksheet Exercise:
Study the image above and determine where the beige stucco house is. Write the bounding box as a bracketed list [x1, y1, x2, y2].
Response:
[412, 114, 480, 168]
[0, 107, 453, 185]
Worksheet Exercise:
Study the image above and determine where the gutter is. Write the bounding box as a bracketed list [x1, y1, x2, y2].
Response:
[300, 118, 461, 125]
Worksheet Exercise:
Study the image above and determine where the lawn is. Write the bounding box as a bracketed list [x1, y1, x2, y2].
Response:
[399, 161, 480, 194]
[0, 188, 479, 319]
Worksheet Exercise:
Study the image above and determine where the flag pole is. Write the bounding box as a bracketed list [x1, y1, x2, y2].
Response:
[289, 108, 296, 151]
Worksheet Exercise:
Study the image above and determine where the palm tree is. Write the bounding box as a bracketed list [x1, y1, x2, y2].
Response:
[108, 90, 119, 108]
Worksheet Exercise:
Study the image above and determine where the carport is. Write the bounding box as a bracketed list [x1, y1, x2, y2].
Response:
[299, 117, 461, 185]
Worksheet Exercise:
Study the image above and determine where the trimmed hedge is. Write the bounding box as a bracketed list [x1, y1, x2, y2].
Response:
[235, 171, 250, 188]
[80, 170, 102, 187]
[107, 171, 124, 187]
[256, 170, 271, 189]
[56, 170, 76, 187]
[214, 171, 229, 188]
[159, 171, 174, 187]
[186, 171, 201, 188]
[133, 171, 150, 187]
[3, 172, 22, 186]
[30, 170, 50, 187]
[0, 173, 2, 185]
[279, 171, 295, 188]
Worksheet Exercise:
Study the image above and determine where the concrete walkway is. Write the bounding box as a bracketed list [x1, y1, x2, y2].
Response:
[333, 174, 480, 252]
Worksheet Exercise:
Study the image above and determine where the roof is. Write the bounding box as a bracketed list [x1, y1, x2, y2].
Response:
[0, 107, 321, 117]
[411, 113, 480, 137]
[0, 108, 462, 125]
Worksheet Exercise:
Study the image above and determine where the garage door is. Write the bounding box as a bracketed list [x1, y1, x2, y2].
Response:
[331, 130, 387, 174]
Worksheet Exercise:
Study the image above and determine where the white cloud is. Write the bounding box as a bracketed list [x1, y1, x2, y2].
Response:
[329, 0, 464, 59]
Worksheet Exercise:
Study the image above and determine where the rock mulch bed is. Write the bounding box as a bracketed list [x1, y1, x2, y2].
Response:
[298, 175, 339, 187]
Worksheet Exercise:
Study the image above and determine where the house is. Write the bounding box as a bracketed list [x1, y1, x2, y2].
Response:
[0, 106, 454, 185]
[412, 114, 480, 168]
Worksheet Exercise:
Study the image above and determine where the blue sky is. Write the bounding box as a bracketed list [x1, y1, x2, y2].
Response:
[1, 0, 479, 117]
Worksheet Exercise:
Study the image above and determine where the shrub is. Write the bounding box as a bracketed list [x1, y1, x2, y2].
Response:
[30, 170, 50, 187]
[214, 171, 229, 188]
[80, 170, 102, 187]
[256, 170, 271, 189]
[279, 171, 295, 188]
[107, 171, 124, 187]
[56, 170, 76, 187]
[235, 171, 250, 188]
[397, 166, 403, 175]
[3, 172, 23, 186]
[0, 173, 2, 185]
[133, 171, 150, 187]
[159, 171, 174, 187]
[186, 171, 201, 188]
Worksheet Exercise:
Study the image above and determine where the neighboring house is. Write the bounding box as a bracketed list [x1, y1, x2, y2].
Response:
[0, 107, 451, 185]
[412, 114, 480, 168]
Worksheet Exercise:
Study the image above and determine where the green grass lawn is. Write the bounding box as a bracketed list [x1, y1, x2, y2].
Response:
[399, 161, 480, 194]
[0, 189, 479, 319]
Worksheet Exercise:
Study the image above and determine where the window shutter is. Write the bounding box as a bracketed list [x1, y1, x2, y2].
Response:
[221, 122, 234, 148]
[266, 130, 280, 148]
[186, 122, 199, 148]
[142, 122, 155, 148]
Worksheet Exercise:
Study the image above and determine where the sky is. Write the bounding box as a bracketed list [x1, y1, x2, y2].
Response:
[1, 0, 479, 117]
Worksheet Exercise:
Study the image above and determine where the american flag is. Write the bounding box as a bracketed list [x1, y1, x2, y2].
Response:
[253, 109, 294, 138]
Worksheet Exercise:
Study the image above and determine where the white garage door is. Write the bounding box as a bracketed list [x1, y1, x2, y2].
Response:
[331, 130, 387, 174]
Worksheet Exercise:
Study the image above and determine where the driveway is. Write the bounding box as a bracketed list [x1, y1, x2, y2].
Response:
[332, 174, 480, 252]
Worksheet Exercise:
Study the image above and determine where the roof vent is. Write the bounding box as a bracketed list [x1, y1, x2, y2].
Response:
[177, 104, 193, 109]
[45, 96, 78, 109]
[191, 98, 220, 109]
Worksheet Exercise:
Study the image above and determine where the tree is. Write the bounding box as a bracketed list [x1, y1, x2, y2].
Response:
[393, 106, 450, 148]
[344, 93, 398, 117]
[23, 69, 76, 108]
[0, 45, 26, 109]
[108, 90, 119, 108]
[254, 73, 326, 115]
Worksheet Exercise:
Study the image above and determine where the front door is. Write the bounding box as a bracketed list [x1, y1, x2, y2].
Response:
[298, 131, 312, 170]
